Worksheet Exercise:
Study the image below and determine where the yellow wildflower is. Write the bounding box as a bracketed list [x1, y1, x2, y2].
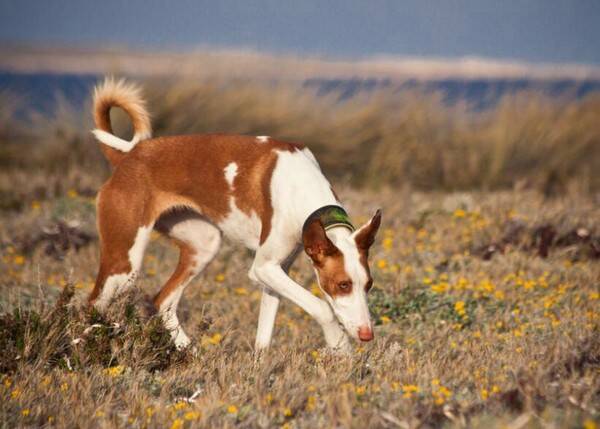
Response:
[439, 386, 452, 398]
[173, 402, 188, 410]
[382, 237, 393, 250]
[402, 384, 419, 398]
[184, 411, 201, 421]
[104, 365, 125, 377]
[431, 282, 449, 293]
[170, 418, 183, 429]
[227, 405, 238, 414]
[208, 333, 222, 345]
[453, 209, 466, 218]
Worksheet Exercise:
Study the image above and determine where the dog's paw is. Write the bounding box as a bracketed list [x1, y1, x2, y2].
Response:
[173, 331, 192, 350]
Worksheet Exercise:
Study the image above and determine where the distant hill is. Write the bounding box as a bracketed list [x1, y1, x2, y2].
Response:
[2, 45, 600, 114]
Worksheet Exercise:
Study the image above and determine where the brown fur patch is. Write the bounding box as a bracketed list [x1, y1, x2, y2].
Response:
[314, 253, 353, 297]
[354, 210, 382, 251]
[106, 134, 302, 232]
[353, 210, 381, 292]
[153, 239, 197, 308]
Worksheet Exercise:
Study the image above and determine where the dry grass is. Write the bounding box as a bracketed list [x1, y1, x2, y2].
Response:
[1, 79, 600, 196]
[1, 179, 599, 428]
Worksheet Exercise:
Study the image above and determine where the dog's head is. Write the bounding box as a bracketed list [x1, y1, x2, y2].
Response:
[302, 210, 381, 342]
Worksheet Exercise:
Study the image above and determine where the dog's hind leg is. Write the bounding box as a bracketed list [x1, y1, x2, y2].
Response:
[89, 184, 153, 312]
[154, 212, 221, 349]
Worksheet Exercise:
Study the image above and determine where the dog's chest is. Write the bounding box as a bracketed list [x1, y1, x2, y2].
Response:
[217, 200, 262, 250]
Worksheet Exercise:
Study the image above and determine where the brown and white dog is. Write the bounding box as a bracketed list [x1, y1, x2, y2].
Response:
[88, 78, 382, 352]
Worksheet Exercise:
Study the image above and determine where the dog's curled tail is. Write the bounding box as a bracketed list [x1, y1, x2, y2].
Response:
[92, 77, 152, 166]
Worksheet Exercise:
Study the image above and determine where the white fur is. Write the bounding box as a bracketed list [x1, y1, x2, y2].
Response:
[256, 136, 270, 143]
[301, 147, 319, 167]
[92, 128, 151, 152]
[129, 226, 152, 270]
[223, 162, 238, 187]
[255, 288, 280, 349]
[249, 148, 374, 350]
[218, 198, 262, 250]
[94, 273, 133, 311]
[160, 287, 190, 349]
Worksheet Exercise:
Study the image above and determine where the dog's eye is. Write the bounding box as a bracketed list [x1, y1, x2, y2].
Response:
[338, 281, 352, 291]
[365, 279, 373, 292]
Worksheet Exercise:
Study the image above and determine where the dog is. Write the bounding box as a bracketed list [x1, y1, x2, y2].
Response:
[88, 78, 382, 352]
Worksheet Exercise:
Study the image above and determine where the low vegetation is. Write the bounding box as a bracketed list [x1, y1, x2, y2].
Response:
[1, 183, 598, 427]
[1, 79, 600, 196]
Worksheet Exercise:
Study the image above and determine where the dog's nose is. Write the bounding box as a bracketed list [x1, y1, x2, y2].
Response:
[358, 326, 374, 342]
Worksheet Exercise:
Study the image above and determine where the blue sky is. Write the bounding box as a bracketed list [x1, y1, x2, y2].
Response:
[1, 0, 599, 64]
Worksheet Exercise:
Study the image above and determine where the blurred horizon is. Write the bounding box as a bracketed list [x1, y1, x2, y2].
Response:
[1, 1, 599, 65]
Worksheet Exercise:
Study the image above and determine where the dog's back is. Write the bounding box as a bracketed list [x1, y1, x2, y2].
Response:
[106, 133, 309, 248]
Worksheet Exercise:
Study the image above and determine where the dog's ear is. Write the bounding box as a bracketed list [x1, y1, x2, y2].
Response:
[303, 219, 340, 265]
[354, 209, 382, 250]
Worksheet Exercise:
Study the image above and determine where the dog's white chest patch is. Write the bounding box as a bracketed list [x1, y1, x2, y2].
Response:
[218, 198, 261, 250]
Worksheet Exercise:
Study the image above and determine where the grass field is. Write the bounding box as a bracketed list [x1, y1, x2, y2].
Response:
[0, 78, 599, 427]
[1, 181, 598, 428]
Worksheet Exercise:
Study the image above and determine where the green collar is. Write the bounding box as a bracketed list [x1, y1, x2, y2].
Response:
[302, 205, 355, 234]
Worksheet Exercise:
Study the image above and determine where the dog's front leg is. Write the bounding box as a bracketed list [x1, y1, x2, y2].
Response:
[250, 262, 350, 352]
[255, 287, 280, 350]
[253, 247, 301, 350]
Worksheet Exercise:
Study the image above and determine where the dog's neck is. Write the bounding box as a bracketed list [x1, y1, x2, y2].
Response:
[302, 205, 355, 235]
